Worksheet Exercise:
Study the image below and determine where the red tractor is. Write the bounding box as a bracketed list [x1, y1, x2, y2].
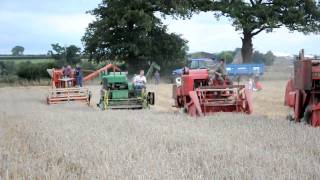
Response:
[172, 68, 253, 116]
[285, 50, 320, 127]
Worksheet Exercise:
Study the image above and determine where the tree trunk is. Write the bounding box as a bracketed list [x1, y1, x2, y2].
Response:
[241, 31, 253, 63]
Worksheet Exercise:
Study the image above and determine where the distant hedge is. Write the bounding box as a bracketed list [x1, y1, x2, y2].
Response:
[0, 55, 50, 60]
[17, 61, 57, 81]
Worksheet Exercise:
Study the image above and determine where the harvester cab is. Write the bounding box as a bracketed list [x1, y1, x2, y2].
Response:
[98, 72, 155, 110]
[173, 68, 253, 116]
[46, 68, 91, 105]
[285, 49, 320, 127]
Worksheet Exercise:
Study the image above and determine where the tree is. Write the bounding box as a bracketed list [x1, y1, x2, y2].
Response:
[251, 51, 265, 64]
[49, 43, 81, 66]
[82, 0, 189, 73]
[194, 0, 320, 63]
[217, 51, 234, 64]
[11, 46, 24, 56]
[251, 50, 275, 66]
[66, 45, 81, 65]
[264, 51, 275, 66]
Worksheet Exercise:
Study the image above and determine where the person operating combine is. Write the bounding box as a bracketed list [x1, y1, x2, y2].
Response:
[133, 70, 147, 95]
[133, 70, 147, 87]
[209, 58, 228, 84]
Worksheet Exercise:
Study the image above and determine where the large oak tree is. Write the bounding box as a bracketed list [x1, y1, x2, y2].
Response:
[207, 0, 320, 63]
[82, 0, 194, 72]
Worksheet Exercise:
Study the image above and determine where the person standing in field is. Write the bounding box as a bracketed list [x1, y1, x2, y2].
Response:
[154, 70, 160, 85]
[75, 64, 83, 87]
[64, 65, 72, 78]
[62, 66, 66, 77]
[63, 65, 72, 87]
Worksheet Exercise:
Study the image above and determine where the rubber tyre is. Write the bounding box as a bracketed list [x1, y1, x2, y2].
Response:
[148, 92, 155, 105]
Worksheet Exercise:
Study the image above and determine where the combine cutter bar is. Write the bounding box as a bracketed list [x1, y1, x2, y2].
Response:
[107, 105, 143, 109]
[199, 85, 245, 89]
[105, 98, 145, 109]
[47, 87, 90, 105]
[194, 86, 252, 115]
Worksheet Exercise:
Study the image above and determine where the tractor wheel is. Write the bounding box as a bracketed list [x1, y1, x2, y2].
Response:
[302, 105, 312, 124]
[244, 88, 253, 114]
[148, 92, 155, 105]
[88, 91, 92, 105]
[286, 114, 295, 121]
[46, 97, 50, 105]
[97, 100, 105, 110]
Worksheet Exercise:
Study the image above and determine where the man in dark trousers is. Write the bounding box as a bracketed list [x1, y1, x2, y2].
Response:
[154, 70, 160, 85]
[75, 64, 83, 87]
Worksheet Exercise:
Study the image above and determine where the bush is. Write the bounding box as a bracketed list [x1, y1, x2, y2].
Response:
[252, 51, 275, 66]
[17, 61, 57, 81]
[0, 75, 19, 84]
[217, 51, 234, 64]
[80, 61, 99, 71]
[0, 61, 16, 75]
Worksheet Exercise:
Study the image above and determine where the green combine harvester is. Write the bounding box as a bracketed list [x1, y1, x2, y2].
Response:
[98, 72, 155, 110]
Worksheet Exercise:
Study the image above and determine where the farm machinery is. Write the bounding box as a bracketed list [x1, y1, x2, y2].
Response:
[46, 68, 91, 105]
[98, 72, 155, 110]
[172, 68, 253, 116]
[285, 50, 320, 127]
[46, 64, 118, 105]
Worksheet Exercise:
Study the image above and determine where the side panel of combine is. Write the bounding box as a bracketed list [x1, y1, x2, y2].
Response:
[284, 49, 320, 127]
[294, 60, 312, 90]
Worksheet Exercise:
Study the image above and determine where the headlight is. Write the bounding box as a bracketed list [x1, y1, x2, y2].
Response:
[175, 77, 182, 86]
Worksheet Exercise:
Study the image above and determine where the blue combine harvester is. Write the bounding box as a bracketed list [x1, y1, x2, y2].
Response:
[172, 58, 264, 81]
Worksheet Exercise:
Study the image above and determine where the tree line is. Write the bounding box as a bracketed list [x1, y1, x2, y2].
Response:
[82, 0, 320, 68]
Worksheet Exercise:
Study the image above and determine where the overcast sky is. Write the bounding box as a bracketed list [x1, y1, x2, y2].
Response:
[0, 0, 319, 56]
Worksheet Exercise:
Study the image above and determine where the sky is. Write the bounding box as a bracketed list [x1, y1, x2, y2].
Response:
[0, 0, 319, 56]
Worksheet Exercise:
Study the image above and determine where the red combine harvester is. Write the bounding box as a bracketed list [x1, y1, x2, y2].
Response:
[172, 68, 253, 116]
[47, 64, 119, 105]
[285, 50, 320, 127]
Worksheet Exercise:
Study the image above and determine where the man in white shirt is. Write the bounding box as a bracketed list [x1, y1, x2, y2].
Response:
[133, 70, 147, 96]
[133, 70, 147, 87]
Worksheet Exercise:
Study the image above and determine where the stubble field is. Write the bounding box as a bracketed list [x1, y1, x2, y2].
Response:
[1, 60, 320, 179]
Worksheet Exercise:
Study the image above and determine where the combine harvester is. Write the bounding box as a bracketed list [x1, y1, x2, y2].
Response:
[172, 68, 253, 116]
[97, 71, 155, 110]
[285, 49, 320, 127]
[46, 64, 118, 105]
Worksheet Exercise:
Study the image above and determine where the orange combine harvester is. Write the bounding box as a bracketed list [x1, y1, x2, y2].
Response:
[46, 64, 119, 105]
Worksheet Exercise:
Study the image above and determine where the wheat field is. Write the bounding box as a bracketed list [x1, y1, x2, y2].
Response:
[1, 77, 320, 179]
